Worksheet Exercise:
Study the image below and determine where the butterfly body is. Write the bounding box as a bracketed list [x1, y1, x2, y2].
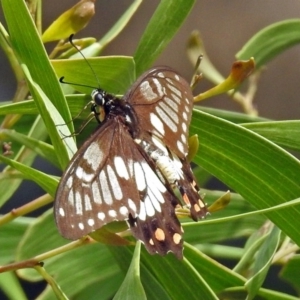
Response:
[54, 66, 208, 259]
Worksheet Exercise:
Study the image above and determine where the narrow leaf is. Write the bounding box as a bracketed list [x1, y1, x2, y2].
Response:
[191, 109, 300, 247]
[245, 226, 281, 300]
[22, 64, 76, 169]
[134, 0, 196, 75]
[114, 242, 146, 300]
[243, 120, 300, 151]
[0, 155, 58, 197]
[1, 129, 59, 168]
[1, 0, 72, 126]
[236, 19, 300, 69]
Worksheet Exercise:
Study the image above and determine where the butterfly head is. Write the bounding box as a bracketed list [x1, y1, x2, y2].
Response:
[92, 89, 106, 106]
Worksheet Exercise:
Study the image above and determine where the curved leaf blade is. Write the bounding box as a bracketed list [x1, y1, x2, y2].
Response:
[134, 0, 196, 75]
[236, 19, 300, 68]
[190, 109, 300, 247]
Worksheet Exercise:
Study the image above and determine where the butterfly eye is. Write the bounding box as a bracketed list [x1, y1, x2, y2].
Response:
[92, 89, 106, 106]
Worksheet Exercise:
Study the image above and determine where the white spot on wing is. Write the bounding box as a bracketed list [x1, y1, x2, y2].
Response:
[83, 142, 103, 171]
[134, 162, 146, 191]
[150, 113, 165, 135]
[128, 198, 137, 213]
[91, 181, 102, 204]
[68, 189, 74, 205]
[108, 210, 117, 218]
[182, 122, 187, 133]
[59, 208, 65, 217]
[147, 187, 162, 211]
[181, 133, 187, 143]
[152, 78, 164, 96]
[84, 194, 92, 211]
[78, 223, 84, 230]
[177, 140, 184, 154]
[183, 111, 188, 121]
[151, 136, 168, 155]
[175, 74, 180, 81]
[171, 93, 181, 104]
[144, 195, 155, 217]
[107, 165, 123, 200]
[155, 106, 177, 132]
[99, 170, 113, 205]
[141, 163, 166, 194]
[114, 158, 129, 179]
[88, 219, 94, 226]
[98, 212, 105, 220]
[140, 81, 157, 101]
[127, 159, 134, 177]
[167, 82, 182, 97]
[75, 191, 83, 215]
[75, 166, 83, 179]
[159, 102, 179, 124]
[119, 206, 129, 216]
[138, 201, 146, 221]
[75, 166, 94, 182]
[66, 176, 73, 188]
[164, 97, 178, 112]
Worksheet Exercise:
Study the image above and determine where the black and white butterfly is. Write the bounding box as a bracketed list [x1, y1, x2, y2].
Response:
[54, 66, 208, 259]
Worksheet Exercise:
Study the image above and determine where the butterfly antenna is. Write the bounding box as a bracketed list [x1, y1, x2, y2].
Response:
[67, 34, 102, 89]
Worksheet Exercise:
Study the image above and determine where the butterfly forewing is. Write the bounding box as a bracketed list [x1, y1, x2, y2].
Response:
[55, 118, 184, 257]
[124, 67, 194, 158]
[55, 119, 139, 239]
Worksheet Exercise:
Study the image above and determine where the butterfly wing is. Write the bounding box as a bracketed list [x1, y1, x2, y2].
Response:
[125, 67, 208, 220]
[124, 66, 194, 158]
[54, 118, 183, 258]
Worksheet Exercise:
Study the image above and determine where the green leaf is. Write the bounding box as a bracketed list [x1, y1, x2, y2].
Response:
[140, 250, 218, 299]
[219, 287, 299, 300]
[198, 106, 268, 124]
[0, 272, 27, 300]
[0, 216, 31, 265]
[281, 255, 300, 294]
[0, 100, 38, 115]
[0, 116, 48, 207]
[1, 129, 59, 168]
[51, 56, 135, 95]
[16, 210, 122, 299]
[245, 226, 281, 300]
[110, 245, 219, 299]
[242, 121, 300, 152]
[236, 19, 300, 69]
[114, 242, 146, 300]
[22, 64, 76, 169]
[134, 0, 196, 75]
[109, 245, 172, 300]
[0, 155, 58, 197]
[183, 191, 266, 245]
[190, 108, 300, 247]
[1, 0, 72, 127]
[184, 243, 245, 292]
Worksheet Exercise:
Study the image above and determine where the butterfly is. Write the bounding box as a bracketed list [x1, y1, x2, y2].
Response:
[54, 66, 208, 259]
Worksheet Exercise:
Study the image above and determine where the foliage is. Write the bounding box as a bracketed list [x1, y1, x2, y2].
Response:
[1, 0, 300, 299]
